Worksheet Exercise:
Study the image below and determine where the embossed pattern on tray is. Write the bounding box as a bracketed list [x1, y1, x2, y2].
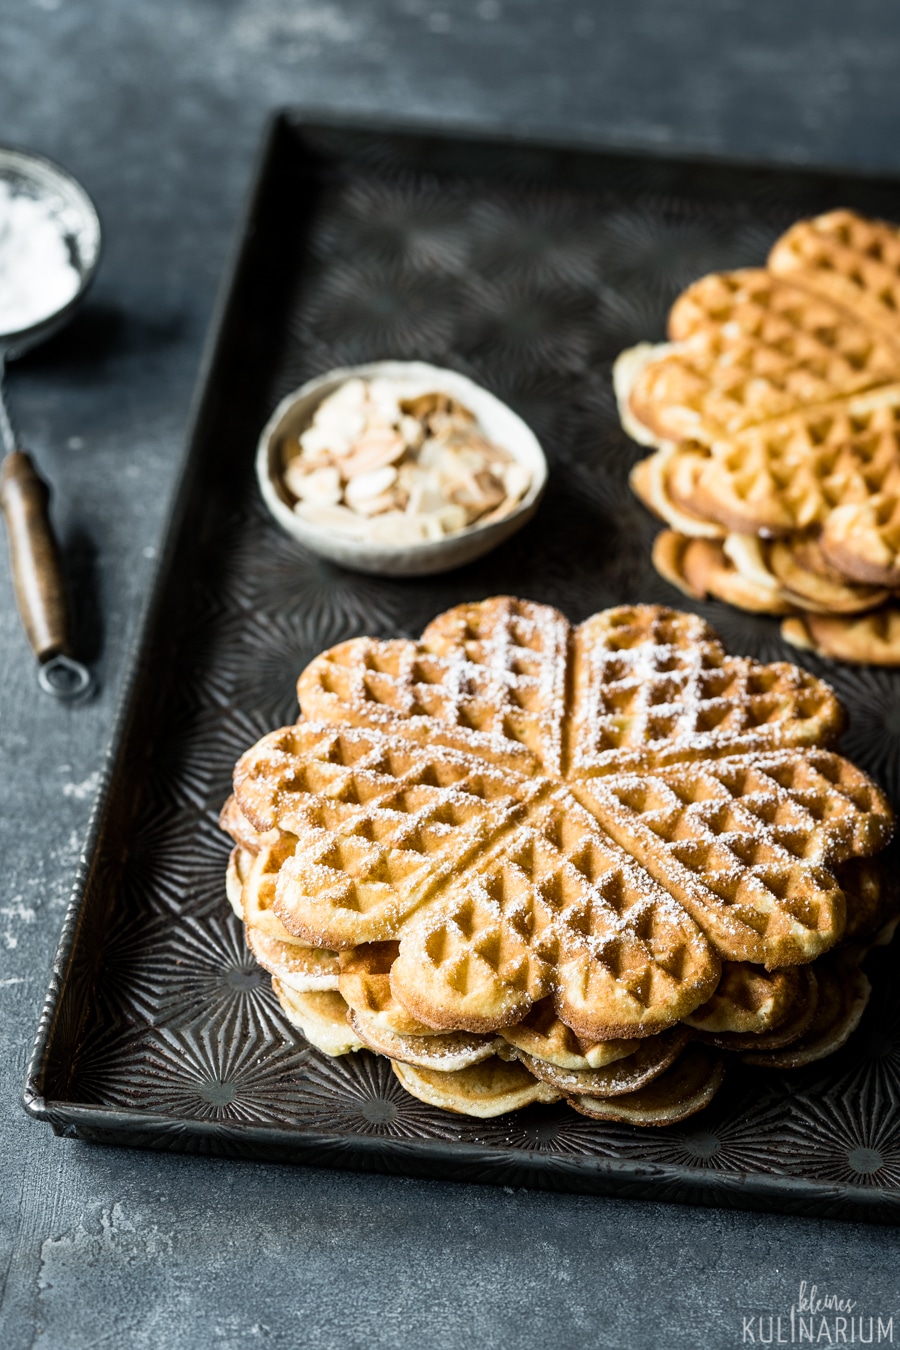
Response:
[28, 121, 900, 1220]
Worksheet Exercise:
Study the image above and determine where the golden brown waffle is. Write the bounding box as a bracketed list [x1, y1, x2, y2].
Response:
[221, 807, 346, 985]
[652, 528, 889, 620]
[630, 448, 726, 538]
[769, 210, 900, 345]
[392, 1057, 560, 1117]
[740, 951, 870, 1068]
[695, 967, 819, 1052]
[222, 598, 892, 1123]
[767, 535, 890, 613]
[568, 1044, 726, 1125]
[618, 211, 900, 662]
[219, 794, 273, 854]
[566, 604, 843, 774]
[239, 838, 311, 944]
[782, 606, 900, 665]
[515, 1026, 689, 1096]
[349, 1010, 501, 1071]
[231, 604, 887, 1020]
[273, 984, 365, 1056]
[669, 387, 900, 536]
[683, 961, 806, 1035]
[246, 926, 340, 993]
[578, 749, 891, 967]
[652, 531, 793, 614]
[629, 269, 900, 443]
[820, 493, 900, 586]
[338, 943, 442, 1037]
[498, 998, 637, 1070]
[295, 612, 560, 779]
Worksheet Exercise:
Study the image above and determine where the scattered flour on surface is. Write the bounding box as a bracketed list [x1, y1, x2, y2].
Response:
[0, 897, 37, 949]
[62, 769, 101, 801]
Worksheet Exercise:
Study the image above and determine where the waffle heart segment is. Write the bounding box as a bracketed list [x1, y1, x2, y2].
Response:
[567, 605, 844, 772]
[820, 491, 900, 587]
[768, 210, 900, 345]
[337, 942, 437, 1036]
[629, 269, 900, 444]
[669, 387, 900, 538]
[297, 595, 568, 776]
[578, 750, 891, 967]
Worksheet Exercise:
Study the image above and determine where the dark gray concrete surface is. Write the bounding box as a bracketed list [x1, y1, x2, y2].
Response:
[2, 2, 900, 1346]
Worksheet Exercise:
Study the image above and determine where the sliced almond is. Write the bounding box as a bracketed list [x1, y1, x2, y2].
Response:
[296, 502, 369, 537]
[344, 465, 399, 508]
[286, 464, 342, 505]
[300, 423, 351, 459]
[407, 479, 447, 515]
[367, 511, 430, 544]
[341, 430, 406, 479]
[435, 504, 469, 534]
[502, 463, 531, 504]
[399, 414, 424, 449]
[352, 489, 400, 517]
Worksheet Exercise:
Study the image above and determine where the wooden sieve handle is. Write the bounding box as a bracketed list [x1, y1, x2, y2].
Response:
[0, 450, 71, 661]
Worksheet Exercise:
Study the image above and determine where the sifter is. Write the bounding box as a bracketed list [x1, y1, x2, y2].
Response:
[0, 146, 101, 699]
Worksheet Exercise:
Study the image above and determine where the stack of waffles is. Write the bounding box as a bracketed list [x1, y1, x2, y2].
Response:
[220, 598, 897, 1123]
[617, 209, 900, 664]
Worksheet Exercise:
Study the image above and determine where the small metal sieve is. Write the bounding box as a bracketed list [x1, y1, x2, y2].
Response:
[0, 146, 102, 699]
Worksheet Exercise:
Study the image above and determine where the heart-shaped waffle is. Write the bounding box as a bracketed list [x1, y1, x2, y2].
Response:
[230, 600, 891, 1047]
[618, 210, 900, 663]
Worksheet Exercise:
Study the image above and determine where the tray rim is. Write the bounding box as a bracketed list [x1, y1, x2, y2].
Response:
[23, 109, 900, 1224]
[29, 1100, 900, 1222]
[277, 102, 900, 185]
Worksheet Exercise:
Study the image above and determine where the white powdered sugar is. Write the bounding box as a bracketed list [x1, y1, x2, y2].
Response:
[0, 179, 81, 335]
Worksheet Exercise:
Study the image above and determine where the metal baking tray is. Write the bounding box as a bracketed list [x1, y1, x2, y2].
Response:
[25, 113, 900, 1222]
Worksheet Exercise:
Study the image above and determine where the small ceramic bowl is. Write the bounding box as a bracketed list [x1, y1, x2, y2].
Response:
[256, 360, 547, 576]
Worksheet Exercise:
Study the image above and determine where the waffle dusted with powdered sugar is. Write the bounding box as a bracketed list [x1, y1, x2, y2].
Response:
[219, 598, 895, 1123]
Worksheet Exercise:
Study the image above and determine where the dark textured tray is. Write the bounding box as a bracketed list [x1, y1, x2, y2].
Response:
[25, 113, 900, 1222]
